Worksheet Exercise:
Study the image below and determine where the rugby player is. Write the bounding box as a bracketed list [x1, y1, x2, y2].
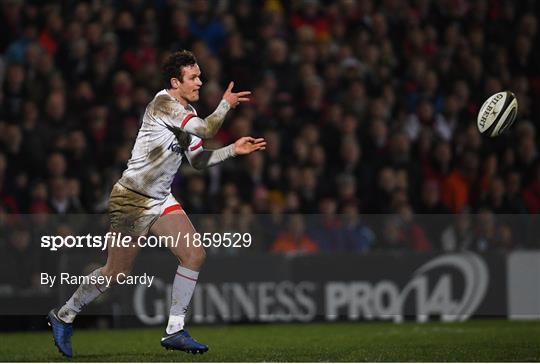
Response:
[47, 50, 266, 357]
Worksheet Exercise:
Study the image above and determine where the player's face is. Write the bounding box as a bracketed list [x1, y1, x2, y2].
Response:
[179, 64, 202, 103]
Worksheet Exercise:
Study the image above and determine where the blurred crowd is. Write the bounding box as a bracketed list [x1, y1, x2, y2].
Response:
[1, 0, 540, 258]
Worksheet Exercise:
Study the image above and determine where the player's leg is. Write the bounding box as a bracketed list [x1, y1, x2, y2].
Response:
[57, 241, 140, 318]
[57, 182, 151, 323]
[48, 236, 141, 358]
[149, 204, 208, 353]
[151, 208, 206, 332]
[48, 183, 152, 357]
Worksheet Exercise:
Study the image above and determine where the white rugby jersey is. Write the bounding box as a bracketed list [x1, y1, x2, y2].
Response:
[118, 89, 205, 200]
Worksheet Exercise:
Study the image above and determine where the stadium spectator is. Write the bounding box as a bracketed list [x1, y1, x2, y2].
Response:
[472, 209, 498, 252]
[441, 151, 478, 213]
[440, 209, 474, 252]
[504, 171, 527, 214]
[4, 224, 39, 289]
[309, 197, 343, 252]
[271, 214, 318, 255]
[339, 202, 375, 253]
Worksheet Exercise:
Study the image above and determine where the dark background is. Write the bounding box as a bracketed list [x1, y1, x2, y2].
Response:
[0, 0, 538, 330]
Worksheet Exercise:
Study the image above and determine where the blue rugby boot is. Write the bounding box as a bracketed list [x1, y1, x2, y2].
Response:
[47, 308, 74, 358]
[161, 329, 209, 354]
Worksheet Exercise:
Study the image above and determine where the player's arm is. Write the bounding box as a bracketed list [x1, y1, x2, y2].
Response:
[182, 82, 251, 139]
[186, 136, 266, 170]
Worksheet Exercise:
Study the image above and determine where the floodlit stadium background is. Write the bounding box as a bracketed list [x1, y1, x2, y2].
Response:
[0, 0, 539, 358]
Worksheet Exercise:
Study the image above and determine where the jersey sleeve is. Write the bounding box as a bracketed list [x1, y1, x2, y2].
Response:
[152, 94, 230, 139]
[183, 135, 204, 164]
[152, 94, 200, 132]
[184, 137, 237, 170]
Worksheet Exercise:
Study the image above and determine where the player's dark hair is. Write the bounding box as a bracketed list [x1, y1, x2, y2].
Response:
[162, 50, 197, 88]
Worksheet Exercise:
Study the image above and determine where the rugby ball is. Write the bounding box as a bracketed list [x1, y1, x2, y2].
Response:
[477, 91, 518, 137]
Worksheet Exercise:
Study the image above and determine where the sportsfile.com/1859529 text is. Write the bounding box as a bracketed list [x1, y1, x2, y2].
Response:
[40, 232, 252, 251]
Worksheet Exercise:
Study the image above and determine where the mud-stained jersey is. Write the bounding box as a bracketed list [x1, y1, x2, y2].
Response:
[118, 89, 204, 200]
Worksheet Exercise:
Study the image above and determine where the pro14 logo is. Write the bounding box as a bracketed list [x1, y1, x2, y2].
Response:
[325, 253, 489, 322]
[133, 253, 489, 324]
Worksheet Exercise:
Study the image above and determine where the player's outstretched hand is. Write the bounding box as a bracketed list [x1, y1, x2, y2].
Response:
[234, 137, 266, 155]
[223, 82, 251, 109]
